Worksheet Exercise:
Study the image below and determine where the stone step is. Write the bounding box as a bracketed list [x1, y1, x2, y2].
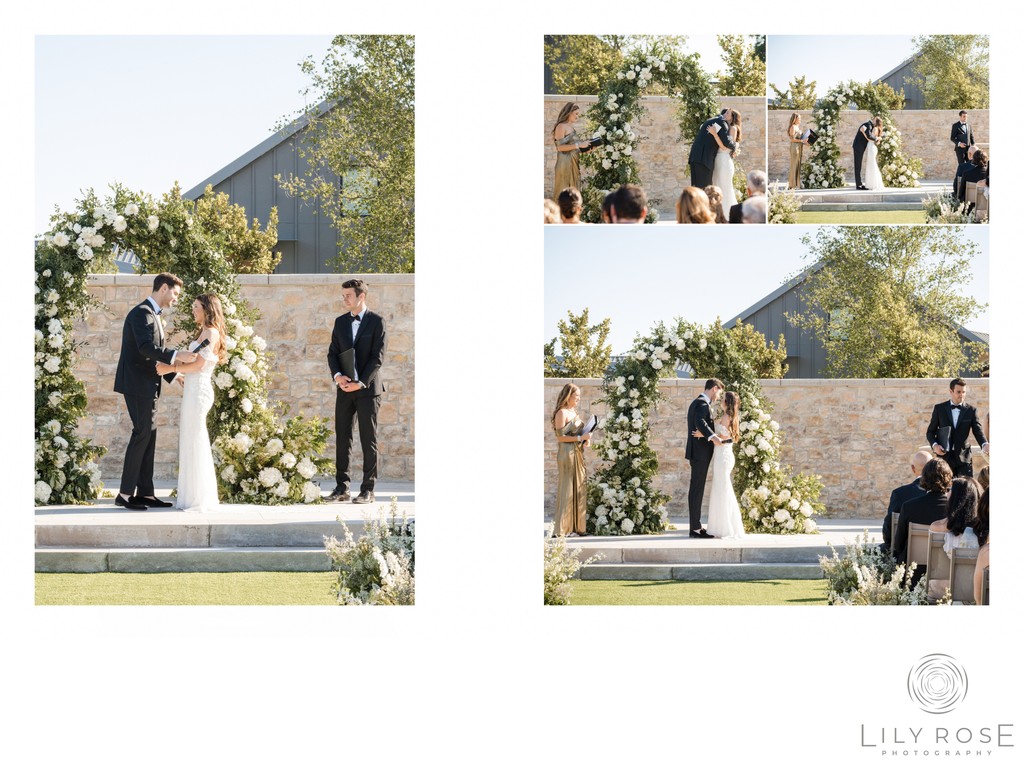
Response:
[572, 542, 833, 565]
[799, 202, 924, 211]
[36, 546, 333, 573]
[580, 562, 823, 581]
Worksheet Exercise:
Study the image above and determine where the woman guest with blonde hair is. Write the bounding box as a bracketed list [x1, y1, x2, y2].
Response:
[154, 293, 227, 512]
[703, 185, 728, 224]
[551, 103, 592, 200]
[551, 383, 590, 536]
[787, 113, 809, 189]
[676, 186, 717, 224]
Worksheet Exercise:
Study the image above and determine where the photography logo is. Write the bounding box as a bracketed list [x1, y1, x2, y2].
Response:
[907, 654, 969, 714]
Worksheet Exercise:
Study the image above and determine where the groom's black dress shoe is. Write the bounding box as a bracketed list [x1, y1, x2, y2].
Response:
[688, 529, 715, 539]
[856, 185, 868, 190]
[133, 496, 173, 508]
[115, 494, 149, 511]
[352, 491, 375, 504]
[327, 487, 351, 502]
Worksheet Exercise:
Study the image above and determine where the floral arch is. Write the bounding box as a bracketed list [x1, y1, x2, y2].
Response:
[34, 184, 333, 506]
[586, 319, 824, 536]
[578, 45, 720, 221]
[802, 80, 923, 189]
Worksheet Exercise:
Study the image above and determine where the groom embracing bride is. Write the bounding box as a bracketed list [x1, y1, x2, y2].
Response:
[685, 379, 746, 541]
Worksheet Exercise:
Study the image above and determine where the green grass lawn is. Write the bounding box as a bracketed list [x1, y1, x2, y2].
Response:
[36, 572, 338, 605]
[567, 579, 828, 606]
[792, 210, 927, 224]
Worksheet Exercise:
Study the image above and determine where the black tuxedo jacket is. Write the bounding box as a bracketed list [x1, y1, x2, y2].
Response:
[883, 477, 925, 548]
[852, 121, 874, 150]
[893, 492, 949, 564]
[685, 395, 715, 462]
[728, 202, 743, 224]
[950, 121, 974, 148]
[113, 300, 176, 399]
[688, 115, 735, 171]
[955, 162, 988, 201]
[328, 311, 386, 398]
[926, 401, 986, 472]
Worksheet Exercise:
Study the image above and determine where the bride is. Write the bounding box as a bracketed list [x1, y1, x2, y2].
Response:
[706, 391, 745, 540]
[709, 110, 742, 214]
[863, 117, 884, 190]
[156, 293, 225, 512]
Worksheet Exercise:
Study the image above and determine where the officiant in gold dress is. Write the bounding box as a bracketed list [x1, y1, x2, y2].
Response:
[552, 383, 589, 536]
[551, 103, 592, 200]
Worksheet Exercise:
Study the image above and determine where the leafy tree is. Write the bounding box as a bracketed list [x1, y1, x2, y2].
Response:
[192, 185, 281, 274]
[870, 81, 906, 111]
[729, 319, 788, 378]
[910, 35, 989, 109]
[716, 35, 765, 97]
[752, 35, 766, 63]
[544, 308, 612, 378]
[785, 227, 986, 378]
[544, 35, 688, 96]
[277, 35, 414, 273]
[769, 75, 817, 110]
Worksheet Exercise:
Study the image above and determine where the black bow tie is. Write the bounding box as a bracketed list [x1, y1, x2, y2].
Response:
[351, 315, 361, 322]
[951, 404, 962, 410]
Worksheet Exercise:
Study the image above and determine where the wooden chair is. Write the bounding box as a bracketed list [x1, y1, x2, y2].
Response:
[950, 547, 980, 603]
[925, 532, 951, 601]
[982, 566, 990, 605]
[974, 184, 989, 222]
[906, 523, 931, 569]
[965, 181, 979, 207]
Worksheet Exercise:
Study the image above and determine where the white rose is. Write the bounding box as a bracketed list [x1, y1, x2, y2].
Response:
[302, 482, 321, 504]
[35, 481, 52, 504]
[296, 457, 317, 479]
[52, 233, 70, 248]
[232, 432, 253, 454]
[699, 338, 707, 350]
[147, 215, 159, 231]
[265, 438, 284, 456]
[220, 465, 238, 483]
[113, 216, 127, 232]
[251, 336, 266, 351]
[800, 502, 813, 517]
[683, 330, 693, 340]
[124, 203, 139, 216]
[279, 452, 297, 469]
[774, 509, 791, 523]
[620, 518, 635, 533]
[789, 498, 800, 511]
[44, 357, 61, 373]
[242, 349, 257, 364]
[214, 372, 234, 389]
[629, 434, 641, 446]
[273, 480, 290, 497]
[258, 466, 283, 488]
[804, 519, 818, 533]
[240, 398, 253, 414]
[626, 70, 636, 80]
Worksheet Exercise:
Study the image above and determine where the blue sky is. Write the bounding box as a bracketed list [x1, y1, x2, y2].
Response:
[766, 35, 918, 97]
[545, 224, 990, 354]
[35, 35, 335, 235]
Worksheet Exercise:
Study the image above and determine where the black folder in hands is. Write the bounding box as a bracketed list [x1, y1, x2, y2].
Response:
[567, 415, 599, 437]
[339, 348, 357, 381]
[937, 426, 952, 453]
[806, 128, 819, 146]
[580, 136, 605, 154]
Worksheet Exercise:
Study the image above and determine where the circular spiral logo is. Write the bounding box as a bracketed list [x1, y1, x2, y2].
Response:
[907, 654, 968, 714]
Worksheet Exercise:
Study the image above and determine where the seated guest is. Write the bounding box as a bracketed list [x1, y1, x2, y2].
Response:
[975, 487, 989, 546]
[741, 195, 767, 224]
[729, 169, 766, 223]
[676, 187, 717, 224]
[544, 198, 560, 224]
[957, 149, 989, 203]
[601, 190, 615, 223]
[703, 185, 728, 224]
[953, 144, 977, 198]
[881, 449, 931, 553]
[558, 187, 584, 224]
[610, 184, 647, 223]
[894, 457, 953, 568]
[973, 542, 990, 605]
[926, 477, 981, 600]
[977, 465, 989, 491]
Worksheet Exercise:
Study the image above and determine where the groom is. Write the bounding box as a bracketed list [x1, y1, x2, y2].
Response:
[688, 109, 735, 189]
[852, 116, 878, 190]
[685, 378, 725, 539]
[113, 272, 197, 510]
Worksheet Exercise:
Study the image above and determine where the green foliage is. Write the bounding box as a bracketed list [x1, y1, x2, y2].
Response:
[924, 192, 979, 224]
[324, 498, 415, 605]
[588, 319, 822, 537]
[729, 319, 788, 378]
[544, 35, 689, 96]
[910, 35, 989, 109]
[192, 186, 281, 274]
[278, 35, 414, 273]
[543, 308, 612, 378]
[768, 185, 803, 224]
[785, 226, 986, 378]
[544, 534, 599, 605]
[769, 75, 818, 110]
[819, 532, 929, 605]
[716, 35, 765, 97]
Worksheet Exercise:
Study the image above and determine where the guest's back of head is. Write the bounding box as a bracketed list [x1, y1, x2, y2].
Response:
[746, 169, 767, 196]
[676, 186, 716, 224]
[703, 185, 727, 224]
[611, 184, 647, 223]
[920, 458, 954, 493]
[544, 198, 560, 224]
[558, 186, 583, 223]
[741, 195, 767, 224]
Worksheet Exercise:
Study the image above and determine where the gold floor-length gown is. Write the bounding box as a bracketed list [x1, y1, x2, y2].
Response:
[552, 131, 582, 199]
[553, 416, 587, 535]
[788, 135, 804, 189]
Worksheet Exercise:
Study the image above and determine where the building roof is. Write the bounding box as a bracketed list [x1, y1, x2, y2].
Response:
[183, 99, 336, 200]
[874, 52, 921, 86]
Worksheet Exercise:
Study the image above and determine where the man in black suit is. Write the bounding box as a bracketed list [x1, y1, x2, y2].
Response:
[951, 111, 975, 168]
[893, 459, 952, 586]
[953, 143, 978, 199]
[685, 378, 724, 539]
[880, 450, 931, 553]
[852, 116, 877, 190]
[327, 278, 386, 504]
[688, 109, 735, 189]
[113, 272, 197, 510]
[927, 377, 989, 478]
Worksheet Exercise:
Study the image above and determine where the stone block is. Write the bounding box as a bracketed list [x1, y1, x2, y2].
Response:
[35, 549, 110, 573]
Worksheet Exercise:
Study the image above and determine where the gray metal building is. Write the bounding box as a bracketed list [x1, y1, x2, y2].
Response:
[183, 102, 341, 274]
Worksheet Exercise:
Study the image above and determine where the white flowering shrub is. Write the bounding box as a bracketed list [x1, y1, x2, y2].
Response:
[324, 498, 415, 606]
[35, 183, 332, 505]
[587, 319, 824, 536]
[819, 532, 928, 605]
[802, 81, 922, 190]
[544, 534, 601, 605]
[768, 184, 803, 224]
[924, 192, 978, 224]
[579, 44, 719, 222]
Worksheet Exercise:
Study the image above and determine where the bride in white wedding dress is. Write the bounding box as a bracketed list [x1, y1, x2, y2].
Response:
[706, 391, 746, 540]
[709, 110, 742, 215]
[863, 117, 885, 191]
[157, 294, 225, 512]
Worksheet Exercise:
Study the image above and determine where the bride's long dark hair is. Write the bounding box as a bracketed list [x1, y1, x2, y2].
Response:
[730, 110, 743, 143]
[195, 293, 228, 364]
[722, 391, 741, 442]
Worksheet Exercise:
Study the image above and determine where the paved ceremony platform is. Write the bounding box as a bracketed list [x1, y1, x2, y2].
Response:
[549, 517, 882, 581]
[786, 180, 947, 213]
[36, 480, 414, 573]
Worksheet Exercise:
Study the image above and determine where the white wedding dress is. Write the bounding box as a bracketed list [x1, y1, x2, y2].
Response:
[863, 138, 884, 190]
[176, 340, 219, 512]
[712, 147, 738, 213]
[707, 423, 745, 539]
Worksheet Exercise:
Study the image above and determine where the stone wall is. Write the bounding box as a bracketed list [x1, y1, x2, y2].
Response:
[544, 95, 766, 218]
[543, 377, 989, 519]
[74, 274, 414, 484]
[766, 109, 990, 184]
